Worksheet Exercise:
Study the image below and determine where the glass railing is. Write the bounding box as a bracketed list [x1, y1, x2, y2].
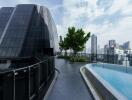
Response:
[0, 56, 55, 100]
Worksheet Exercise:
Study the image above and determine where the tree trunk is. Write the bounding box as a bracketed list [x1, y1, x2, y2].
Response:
[65, 50, 67, 56]
[60, 50, 62, 55]
[74, 51, 77, 56]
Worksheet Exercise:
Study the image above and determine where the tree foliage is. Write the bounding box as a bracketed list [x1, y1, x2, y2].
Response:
[59, 36, 69, 55]
[66, 27, 90, 54]
[59, 27, 91, 55]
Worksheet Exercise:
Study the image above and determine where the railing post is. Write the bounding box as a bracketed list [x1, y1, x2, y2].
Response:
[46, 60, 48, 82]
[13, 71, 15, 100]
[35, 64, 40, 98]
[28, 67, 30, 100]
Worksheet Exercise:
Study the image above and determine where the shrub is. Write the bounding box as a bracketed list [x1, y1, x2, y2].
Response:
[69, 56, 89, 62]
[57, 55, 71, 60]
[57, 55, 89, 62]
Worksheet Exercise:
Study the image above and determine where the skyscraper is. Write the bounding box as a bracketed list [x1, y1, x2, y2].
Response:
[91, 34, 97, 61]
[109, 40, 116, 48]
[104, 45, 109, 54]
[123, 41, 130, 50]
[91, 34, 97, 54]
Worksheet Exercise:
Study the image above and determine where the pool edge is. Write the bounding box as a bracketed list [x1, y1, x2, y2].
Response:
[80, 66, 101, 100]
[81, 64, 128, 100]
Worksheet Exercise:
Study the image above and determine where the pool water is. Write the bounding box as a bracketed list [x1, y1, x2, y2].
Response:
[87, 64, 132, 100]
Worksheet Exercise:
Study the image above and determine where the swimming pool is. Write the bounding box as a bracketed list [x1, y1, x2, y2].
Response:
[81, 63, 132, 100]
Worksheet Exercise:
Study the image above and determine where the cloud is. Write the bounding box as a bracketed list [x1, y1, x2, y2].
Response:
[56, 0, 132, 49]
[122, 4, 132, 16]
[16, 0, 31, 4]
[0, 0, 32, 7]
[107, 0, 129, 15]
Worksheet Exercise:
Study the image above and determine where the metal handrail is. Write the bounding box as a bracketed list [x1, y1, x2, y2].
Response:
[0, 57, 53, 74]
[0, 56, 55, 100]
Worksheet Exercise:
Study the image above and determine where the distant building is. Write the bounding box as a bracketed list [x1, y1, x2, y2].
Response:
[107, 48, 124, 55]
[98, 48, 104, 54]
[107, 40, 116, 55]
[115, 43, 120, 49]
[105, 40, 131, 55]
[91, 34, 97, 61]
[109, 40, 116, 48]
[91, 34, 97, 54]
[123, 41, 130, 50]
[104, 45, 109, 54]
[104, 40, 131, 64]
[119, 41, 130, 50]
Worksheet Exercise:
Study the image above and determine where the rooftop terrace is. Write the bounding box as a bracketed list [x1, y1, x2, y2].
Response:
[45, 58, 93, 100]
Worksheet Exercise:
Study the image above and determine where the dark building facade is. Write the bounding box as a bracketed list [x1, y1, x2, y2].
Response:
[0, 4, 58, 58]
[0, 4, 58, 100]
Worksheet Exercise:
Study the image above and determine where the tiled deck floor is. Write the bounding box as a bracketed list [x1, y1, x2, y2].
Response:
[46, 58, 93, 100]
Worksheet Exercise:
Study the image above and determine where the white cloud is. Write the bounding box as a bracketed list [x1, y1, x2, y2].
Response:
[122, 4, 132, 15]
[0, 0, 33, 7]
[50, 4, 63, 11]
[107, 0, 129, 14]
[17, 0, 31, 4]
[56, 0, 132, 49]
[57, 0, 105, 35]
[56, 24, 66, 37]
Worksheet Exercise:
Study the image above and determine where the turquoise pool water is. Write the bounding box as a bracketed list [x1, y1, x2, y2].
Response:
[86, 64, 132, 100]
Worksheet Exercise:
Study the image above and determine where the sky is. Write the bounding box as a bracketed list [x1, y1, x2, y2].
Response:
[0, 0, 132, 49]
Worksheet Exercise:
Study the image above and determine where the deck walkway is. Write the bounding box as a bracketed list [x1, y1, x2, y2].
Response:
[46, 58, 93, 100]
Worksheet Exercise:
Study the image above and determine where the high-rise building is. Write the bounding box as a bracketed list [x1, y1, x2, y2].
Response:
[109, 40, 116, 48]
[91, 34, 97, 54]
[104, 45, 109, 54]
[123, 41, 130, 50]
[91, 34, 97, 61]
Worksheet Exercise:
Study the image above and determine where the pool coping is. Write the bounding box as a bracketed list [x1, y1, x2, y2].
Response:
[80, 64, 128, 100]
[80, 67, 101, 100]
